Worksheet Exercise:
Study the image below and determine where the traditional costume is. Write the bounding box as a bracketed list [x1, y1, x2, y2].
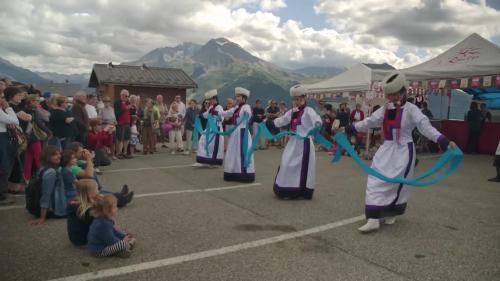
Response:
[195, 90, 224, 166]
[267, 85, 322, 199]
[353, 73, 451, 232]
[221, 87, 255, 182]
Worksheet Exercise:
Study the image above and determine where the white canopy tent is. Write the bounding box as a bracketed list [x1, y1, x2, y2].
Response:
[401, 33, 500, 81]
[304, 63, 393, 94]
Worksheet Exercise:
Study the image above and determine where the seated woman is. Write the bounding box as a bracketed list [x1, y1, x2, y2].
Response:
[60, 149, 133, 207]
[67, 179, 98, 248]
[31, 146, 67, 225]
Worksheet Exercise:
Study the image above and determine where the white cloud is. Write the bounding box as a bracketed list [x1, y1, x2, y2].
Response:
[0, 0, 499, 76]
[260, 0, 287, 11]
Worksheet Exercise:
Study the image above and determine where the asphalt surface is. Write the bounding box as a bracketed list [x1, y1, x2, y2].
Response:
[1, 146, 499, 281]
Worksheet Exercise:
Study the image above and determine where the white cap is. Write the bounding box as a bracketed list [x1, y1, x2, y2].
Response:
[235, 87, 250, 97]
[290, 84, 307, 97]
[204, 89, 218, 99]
[382, 72, 407, 95]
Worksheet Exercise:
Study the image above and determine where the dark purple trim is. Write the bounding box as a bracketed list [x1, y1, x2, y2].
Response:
[437, 134, 450, 151]
[383, 108, 404, 140]
[212, 134, 220, 162]
[365, 203, 407, 219]
[196, 156, 223, 165]
[391, 142, 414, 205]
[299, 138, 311, 188]
[239, 128, 247, 174]
[273, 183, 314, 200]
[224, 172, 255, 183]
[351, 124, 358, 135]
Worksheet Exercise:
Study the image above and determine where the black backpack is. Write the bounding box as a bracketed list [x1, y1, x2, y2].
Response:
[25, 168, 48, 217]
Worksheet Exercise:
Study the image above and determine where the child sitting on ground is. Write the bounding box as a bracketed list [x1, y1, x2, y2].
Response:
[67, 179, 98, 248]
[87, 194, 136, 258]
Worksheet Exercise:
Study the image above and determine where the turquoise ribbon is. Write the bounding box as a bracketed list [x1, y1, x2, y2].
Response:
[193, 113, 250, 159]
[331, 132, 463, 187]
[249, 121, 462, 187]
[246, 122, 332, 167]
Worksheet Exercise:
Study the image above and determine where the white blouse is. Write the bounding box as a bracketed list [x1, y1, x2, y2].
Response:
[0, 107, 19, 132]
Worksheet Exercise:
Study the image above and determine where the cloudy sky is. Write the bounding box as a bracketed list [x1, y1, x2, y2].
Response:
[1, 0, 499, 74]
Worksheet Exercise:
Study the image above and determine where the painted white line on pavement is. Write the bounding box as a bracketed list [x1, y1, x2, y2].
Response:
[0, 205, 24, 210]
[103, 164, 195, 173]
[0, 183, 262, 211]
[48, 215, 365, 281]
[419, 154, 440, 159]
[134, 183, 262, 198]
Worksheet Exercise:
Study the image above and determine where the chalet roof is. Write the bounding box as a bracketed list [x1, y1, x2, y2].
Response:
[88, 64, 197, 89]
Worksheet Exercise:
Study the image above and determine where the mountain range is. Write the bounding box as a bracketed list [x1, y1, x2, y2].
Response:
[1, 38, 345, 104]
[124, 38, 345, 105]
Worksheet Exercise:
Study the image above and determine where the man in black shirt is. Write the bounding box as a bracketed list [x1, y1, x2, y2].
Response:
[266, 100, 280, 146]
[252, 99, 266, 149]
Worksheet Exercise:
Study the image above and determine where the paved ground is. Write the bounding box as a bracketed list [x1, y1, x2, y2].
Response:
[1, 146, 499, 281]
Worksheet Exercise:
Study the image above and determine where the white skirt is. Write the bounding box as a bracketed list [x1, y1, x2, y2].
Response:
[196, 130, 224, 165]
[365, 141, 415, 218]
[273, 137, 316, 199]
[223, 128, 255, 182]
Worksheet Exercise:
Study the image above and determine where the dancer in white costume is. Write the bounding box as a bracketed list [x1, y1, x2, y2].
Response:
[266, 85, 322, 199]
[220, 87, 255, 182]
[194, 89, 224, 167]
[352, 73, 456, 233]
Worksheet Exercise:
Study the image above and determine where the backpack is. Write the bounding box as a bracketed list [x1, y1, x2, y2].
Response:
[25, 168, 48, 217]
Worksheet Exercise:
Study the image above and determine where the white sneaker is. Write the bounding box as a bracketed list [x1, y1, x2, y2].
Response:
[358, 219, 380, 233]
[171, 151, 176, 155]
[183, 151, 190, 155]
[192, 162, 207, 167]
[384, 217, 397, 225]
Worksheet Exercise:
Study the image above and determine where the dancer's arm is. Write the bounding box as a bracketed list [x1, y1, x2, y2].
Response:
[353, 106, 384, 132]
[412, 105, 455, 150]
[273, 109, 292, 128]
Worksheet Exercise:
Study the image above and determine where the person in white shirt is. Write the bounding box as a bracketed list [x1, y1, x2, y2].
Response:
[0, 89, 20, 205]
[85, 94, 99, 121]
[171, 95, 186, 118]
[171, 95, 186, 137]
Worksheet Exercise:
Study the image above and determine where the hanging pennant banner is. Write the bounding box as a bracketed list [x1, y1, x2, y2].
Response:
[471, 77, 481, 88]
[430, 80, 439, 90]
[450, 80, 459, 89]
[438, 80, 446, 88]
[483, 76, 492, 87]
[460, 78, 468, 88]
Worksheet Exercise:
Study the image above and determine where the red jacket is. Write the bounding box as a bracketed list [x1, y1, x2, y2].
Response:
[350, 110, 365, 122]
[87, 131, 113, 150]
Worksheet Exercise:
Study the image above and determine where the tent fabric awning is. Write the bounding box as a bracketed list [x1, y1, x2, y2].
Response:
[401, 33, 500, 81]
[304, 63, 392, 94]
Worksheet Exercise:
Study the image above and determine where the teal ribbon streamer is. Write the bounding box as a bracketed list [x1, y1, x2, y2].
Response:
[194, 113, 251, 160]
[245, 122, 332, 167]
[248, 121, 462, 187]
[331, 132, 463, 187]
